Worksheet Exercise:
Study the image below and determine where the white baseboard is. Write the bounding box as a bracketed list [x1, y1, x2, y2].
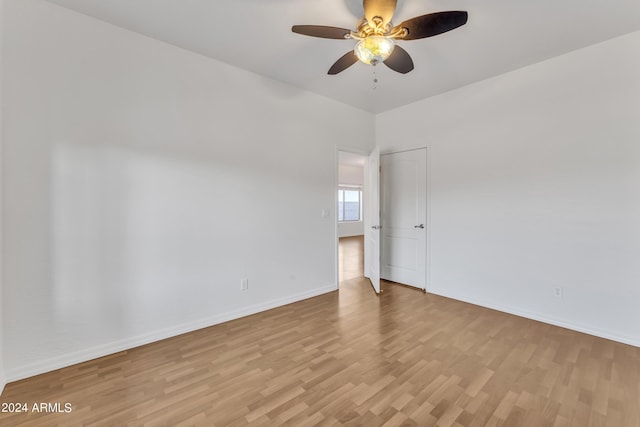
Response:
[0, 373, 6, 397]
[6, 284, 338, 383]
[429, 287, 640, 348]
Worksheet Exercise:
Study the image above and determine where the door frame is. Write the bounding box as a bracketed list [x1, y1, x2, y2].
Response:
[334, 146, 370, 289]
[380, 146, 431, 292]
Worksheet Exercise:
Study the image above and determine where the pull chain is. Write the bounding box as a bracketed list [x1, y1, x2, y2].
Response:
[372, 66, 378, 90]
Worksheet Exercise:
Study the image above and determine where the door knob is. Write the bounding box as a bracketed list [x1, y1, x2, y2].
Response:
[371, 225, 382, 230]
[414, 224, 425, 229]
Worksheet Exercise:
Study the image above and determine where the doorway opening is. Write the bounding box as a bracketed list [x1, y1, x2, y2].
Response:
[337, 151, 367, 286]
[335, 147, 429, 294]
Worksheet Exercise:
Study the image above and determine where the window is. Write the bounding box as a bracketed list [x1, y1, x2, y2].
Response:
[338, 186, 362, 222]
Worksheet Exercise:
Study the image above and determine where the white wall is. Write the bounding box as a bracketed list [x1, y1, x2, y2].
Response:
[3, 0, 374, 381]
[0, 0, 6, 395]
[377, 31, 640, 346]
[338, 163, 365, 237]
[338, 221, 364, 238]
[338, 164, 365, 187]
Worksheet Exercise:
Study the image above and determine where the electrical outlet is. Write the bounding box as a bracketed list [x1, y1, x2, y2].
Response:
[241, 278, 248, 291]
[554, 287, 562, 298]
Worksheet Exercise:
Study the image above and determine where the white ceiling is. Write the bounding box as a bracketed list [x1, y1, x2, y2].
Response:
[44, 0, 640, 113]
[339, 151, 367, 167]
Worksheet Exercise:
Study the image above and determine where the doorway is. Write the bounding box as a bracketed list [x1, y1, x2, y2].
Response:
[337, 150, 367, 286]
[335, 147, 429, 293]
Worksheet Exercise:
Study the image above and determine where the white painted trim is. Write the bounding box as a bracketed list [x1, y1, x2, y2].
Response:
[5, 284, 338, 383]
[429, 287, 640, 348]
[0, 375, 6, 397]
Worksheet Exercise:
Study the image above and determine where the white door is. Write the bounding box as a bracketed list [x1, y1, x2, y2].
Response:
[364, 146, 381, 294]
[381, 149, 427, 290]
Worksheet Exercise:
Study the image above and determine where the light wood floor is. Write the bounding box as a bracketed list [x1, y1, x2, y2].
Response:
[1, 237, 639, 426]
[339, 236, 365, 282]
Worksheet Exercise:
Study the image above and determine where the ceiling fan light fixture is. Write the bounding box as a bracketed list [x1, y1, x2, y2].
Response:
[292, 1, 468, 75]
[354, 36, 395, 65]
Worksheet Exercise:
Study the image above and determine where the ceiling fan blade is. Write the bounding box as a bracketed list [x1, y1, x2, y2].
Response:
[383, 45, 414, 74]
[328, 51, 359, 75]
[394, 11, 468, 41]
[363, 0, 397, 26]
[291, 25, 352, 40]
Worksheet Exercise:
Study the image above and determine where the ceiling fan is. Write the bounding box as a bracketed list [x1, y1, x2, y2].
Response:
[292, 0, 468, 75]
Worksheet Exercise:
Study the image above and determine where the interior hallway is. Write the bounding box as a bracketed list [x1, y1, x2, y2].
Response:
[339, 236, 365, 283]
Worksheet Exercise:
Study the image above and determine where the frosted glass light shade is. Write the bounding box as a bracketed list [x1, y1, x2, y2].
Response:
[354, 36, 395, 65]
